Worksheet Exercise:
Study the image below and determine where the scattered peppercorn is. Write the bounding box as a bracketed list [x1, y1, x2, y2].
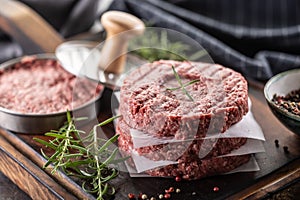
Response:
[272, 89, 300, 116]
[213, 186, 220, 192]
[164, 193, 171, 199]
[165, 187, 174, 193]
[283, 146, 289, 153]
[138, 193, 143, 200]
[175, 176, 182, 182]
[275, 139, 279, 147]
[169, 187, 174, 193]
[130, 186, 181, 199]
[141, 194, 148, 200]
[128, 193, 136, 199]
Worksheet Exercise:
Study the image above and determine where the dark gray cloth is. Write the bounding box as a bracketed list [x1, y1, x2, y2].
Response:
[109, 0, 300, 80]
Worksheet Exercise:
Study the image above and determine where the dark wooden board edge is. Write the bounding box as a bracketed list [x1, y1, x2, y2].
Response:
[0, 134, 75, 199]
[0, 129, 95, 200]
[228, 159, 299, 200]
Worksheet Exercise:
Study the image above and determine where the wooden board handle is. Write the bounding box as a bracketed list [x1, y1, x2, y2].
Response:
[99, 11, 145, 74]
[0, 0, 63, 53]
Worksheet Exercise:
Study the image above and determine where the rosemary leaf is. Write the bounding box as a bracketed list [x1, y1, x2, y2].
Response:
[101, 183, 109, 197]
[166, 86, 181, 91]
[82, 181, 93, 193]
[44, 150, 60, 168]
[66, 110, 72, 122]
[109, 156, 131, 165]
[102, 169, 118, 182]
[172, 65, 183, 86]
[168, 65, 197, 101]
[45, 133, 70, 139]
[189, 49, 208, 61]
[97, 134, 119, 153]
[99, 148, 119, 168]
[183, 79, 200, 87]
[68, 145, 87, 153]
[40, 149, 50, 160]
[64, 159, 91, 168]
[80, 170, 94, 177]
[96, 115, 121, 127]
[74, 117, 89, 122]
[33, 138, 57, 150]
[63, 153, 84, 158]
[182, 87, 194, 101]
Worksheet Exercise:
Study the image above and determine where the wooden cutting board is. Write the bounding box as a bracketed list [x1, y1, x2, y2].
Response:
[0, 81, 299, 200]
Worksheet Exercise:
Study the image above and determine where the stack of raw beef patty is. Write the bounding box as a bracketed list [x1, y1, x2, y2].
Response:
[117, 60, 250, 180]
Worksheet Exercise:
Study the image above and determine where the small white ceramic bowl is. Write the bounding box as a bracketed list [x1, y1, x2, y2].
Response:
[264, 68, 300, 135]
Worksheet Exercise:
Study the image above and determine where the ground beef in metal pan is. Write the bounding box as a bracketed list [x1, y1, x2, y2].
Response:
[0, 56, 103, 114]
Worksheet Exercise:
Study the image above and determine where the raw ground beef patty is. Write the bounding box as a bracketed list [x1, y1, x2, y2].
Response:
[0, 56, 103, 114]
[146, 154, 251, 180]
[117, 118, 247, 161]
[119, 60, 248, 139]
[120, 146, 251, 180]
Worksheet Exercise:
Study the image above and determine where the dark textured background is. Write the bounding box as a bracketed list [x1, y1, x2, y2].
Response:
[109, 0, 300, 80]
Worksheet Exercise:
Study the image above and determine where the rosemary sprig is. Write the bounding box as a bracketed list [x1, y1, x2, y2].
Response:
[34, 113, 123, 200]
[81, 133, 120, 199]
[167, 79, 200, 91]
[34, 111, 84, 174]
[166, 66, 199, 101]
[129, 29, 208, 62]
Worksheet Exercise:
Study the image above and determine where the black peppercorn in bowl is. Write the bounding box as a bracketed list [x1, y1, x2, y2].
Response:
[0, 54, 103, 134]
[264, 68, 300, 135]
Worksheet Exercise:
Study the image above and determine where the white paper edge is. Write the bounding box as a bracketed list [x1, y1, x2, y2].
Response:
[130, 109, 265, 148]
[130, 138, 264, 173]
[131, 150, 177, 173]
[225, 155, 260, 174]
[218, 139, 265, 157]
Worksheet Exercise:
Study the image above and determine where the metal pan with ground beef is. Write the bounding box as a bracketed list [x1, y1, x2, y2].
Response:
[119, 60, 248, 139]
[0, 54, 103, 133]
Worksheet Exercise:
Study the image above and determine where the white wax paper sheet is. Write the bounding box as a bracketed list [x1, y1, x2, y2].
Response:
[130, 139, 264, 173]
[130, 107, 265, 149]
